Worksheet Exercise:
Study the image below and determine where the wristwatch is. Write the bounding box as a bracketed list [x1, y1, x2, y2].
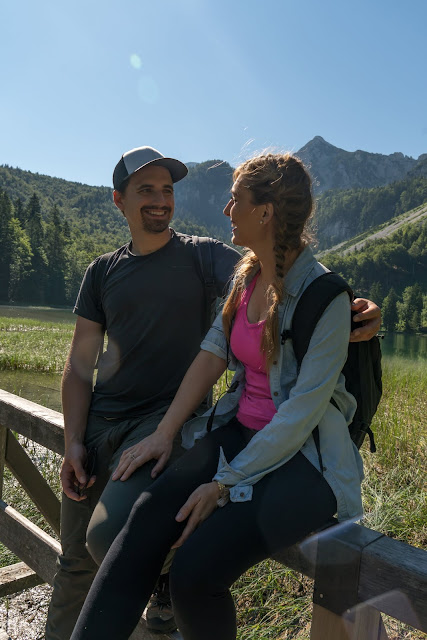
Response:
[216, 481, 230, 508]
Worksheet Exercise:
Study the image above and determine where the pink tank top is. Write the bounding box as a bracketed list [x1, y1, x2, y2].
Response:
[230, 274, 277, 431]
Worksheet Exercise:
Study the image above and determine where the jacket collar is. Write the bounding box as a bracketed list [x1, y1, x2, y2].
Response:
[282, 245, 317, 297]
[243, 245, 317, 297]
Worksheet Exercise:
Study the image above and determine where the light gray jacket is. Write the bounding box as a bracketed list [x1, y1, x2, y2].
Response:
[181, 246, 364, 521]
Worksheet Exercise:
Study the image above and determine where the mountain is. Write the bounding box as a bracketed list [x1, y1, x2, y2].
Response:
[297, 136, 426, 194]
[1, 135, 427, 259]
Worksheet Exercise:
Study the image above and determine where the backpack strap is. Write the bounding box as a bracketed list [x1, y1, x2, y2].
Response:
[288, 272, 353, 368]
[281, 272, 353, 472]
[192, 236, 218, 331]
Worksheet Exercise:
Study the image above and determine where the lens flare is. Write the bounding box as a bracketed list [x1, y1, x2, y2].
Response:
[130, 54, 142, 70]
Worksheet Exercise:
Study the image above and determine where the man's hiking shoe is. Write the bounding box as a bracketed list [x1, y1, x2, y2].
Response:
[146, 573, 177, 634]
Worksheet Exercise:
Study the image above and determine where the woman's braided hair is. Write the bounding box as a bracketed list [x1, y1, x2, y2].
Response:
[222, 153, 314, 368]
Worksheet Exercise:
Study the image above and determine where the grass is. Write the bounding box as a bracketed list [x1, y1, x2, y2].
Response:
[0, 317, 426, 638]
[0, 317, 74, 372]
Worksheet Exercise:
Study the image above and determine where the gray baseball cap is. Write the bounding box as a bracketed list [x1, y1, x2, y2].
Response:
[113, 146, 188, 191]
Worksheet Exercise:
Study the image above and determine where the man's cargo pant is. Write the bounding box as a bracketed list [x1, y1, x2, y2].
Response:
[45, 408, 184, 640]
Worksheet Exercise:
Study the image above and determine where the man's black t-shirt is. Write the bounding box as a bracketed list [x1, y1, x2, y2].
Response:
[74, 230, 240, 417]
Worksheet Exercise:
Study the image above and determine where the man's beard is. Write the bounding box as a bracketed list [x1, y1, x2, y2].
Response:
[141, 208, 172, 234]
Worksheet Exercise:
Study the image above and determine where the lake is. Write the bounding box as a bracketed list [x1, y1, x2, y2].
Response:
[0, 306, 426, 412]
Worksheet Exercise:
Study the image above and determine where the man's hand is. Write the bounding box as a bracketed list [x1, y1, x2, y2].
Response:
[350, 298, 381, 342]
[112, 431, 174, 482]
[172, 482, 219, 549]
[61, 443, 96, 501]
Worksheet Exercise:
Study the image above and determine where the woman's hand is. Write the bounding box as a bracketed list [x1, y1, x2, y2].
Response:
[112, 431, 174, 482]
[350, 298, 381, 342]
[172, 482, 220, 549]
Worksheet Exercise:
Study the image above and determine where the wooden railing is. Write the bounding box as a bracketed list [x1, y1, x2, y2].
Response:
[0, 388, 426, 640]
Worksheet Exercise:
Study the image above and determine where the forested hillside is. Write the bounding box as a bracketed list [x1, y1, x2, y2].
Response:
[0, 186, 218, 307]
[0, 161, 232, 245]
[322, 220, 427, 332]
[0, 159, 426, 330]
[0, 161, 231, 306]
[315, 175, 427, 249]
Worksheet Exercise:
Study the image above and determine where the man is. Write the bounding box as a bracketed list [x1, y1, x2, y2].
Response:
[45, 146, 381, 639]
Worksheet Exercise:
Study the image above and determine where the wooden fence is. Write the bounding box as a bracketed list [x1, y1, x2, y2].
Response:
[0, 388, 426, 640]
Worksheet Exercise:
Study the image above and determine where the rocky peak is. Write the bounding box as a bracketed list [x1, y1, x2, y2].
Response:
[296, 137, 418, 193]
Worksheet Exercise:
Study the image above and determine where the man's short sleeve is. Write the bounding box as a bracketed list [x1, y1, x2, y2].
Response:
[212, 241, 240, 297]
[73, 258, 106, 326]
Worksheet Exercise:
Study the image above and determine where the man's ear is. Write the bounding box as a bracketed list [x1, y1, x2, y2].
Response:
[113, 190, 125, 216]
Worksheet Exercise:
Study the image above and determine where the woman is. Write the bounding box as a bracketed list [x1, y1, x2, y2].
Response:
[71, 153, 363, 640]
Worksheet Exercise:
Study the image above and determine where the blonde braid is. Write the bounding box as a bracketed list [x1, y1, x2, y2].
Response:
[223, 153, 314, 369]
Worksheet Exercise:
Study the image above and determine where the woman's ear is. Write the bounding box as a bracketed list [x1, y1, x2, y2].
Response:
[262, 202, 274, 224]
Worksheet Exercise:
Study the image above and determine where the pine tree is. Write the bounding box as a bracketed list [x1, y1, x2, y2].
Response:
[44, 205, 67, 304]
[0, 190, 14, 301]
[382, 288, 398, 331]
[21, 193, 48, 304]
[8, 219, 33, 302]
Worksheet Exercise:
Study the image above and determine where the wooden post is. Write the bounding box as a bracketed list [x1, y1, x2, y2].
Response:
[0, 425, 7, 499]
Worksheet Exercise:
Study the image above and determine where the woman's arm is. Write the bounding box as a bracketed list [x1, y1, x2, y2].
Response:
[112, 349, 227, 481]
[214, 292, 351, 490]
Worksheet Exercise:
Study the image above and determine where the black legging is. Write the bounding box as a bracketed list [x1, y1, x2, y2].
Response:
[71, 419, 337, 640]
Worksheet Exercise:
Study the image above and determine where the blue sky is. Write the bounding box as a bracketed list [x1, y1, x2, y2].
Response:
[1, 0, 426, 187]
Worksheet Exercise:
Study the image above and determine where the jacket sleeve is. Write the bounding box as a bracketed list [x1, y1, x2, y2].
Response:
[213, 292, 351, 493]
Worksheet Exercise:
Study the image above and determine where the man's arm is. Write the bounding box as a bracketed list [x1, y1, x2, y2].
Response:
[60, 316, 104, 501]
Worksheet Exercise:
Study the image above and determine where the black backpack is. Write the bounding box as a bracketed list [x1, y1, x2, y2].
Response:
[281, 272, 383, 453]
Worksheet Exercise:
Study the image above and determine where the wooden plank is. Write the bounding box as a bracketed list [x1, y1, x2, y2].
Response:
[0, 389, 64, 455]
[274, 523, 427, 632]
[0, 425, 6, 498]
[359, 535, 427, 631]
[0, 499, 60, 585]
[0, 561, 44, 597]
[5, 431, 61, 535]
[352, 606, 389, 639]
[310, 604, 351, 639]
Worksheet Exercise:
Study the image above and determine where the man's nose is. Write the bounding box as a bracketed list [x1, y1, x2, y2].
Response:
[224, 200, 232, 217]
[151, 191, 168, 206]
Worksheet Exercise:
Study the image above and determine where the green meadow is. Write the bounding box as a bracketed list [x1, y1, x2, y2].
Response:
[0, 316, 426, 638]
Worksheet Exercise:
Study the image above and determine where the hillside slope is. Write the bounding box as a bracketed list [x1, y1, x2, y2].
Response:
[317, 203, 427, 258]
